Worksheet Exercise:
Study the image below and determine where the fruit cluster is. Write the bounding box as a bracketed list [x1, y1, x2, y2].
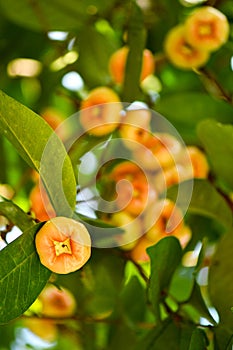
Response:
[164, 6, 229, 69]
[100, 103, 210, 262]
[28, 84, 210, 268]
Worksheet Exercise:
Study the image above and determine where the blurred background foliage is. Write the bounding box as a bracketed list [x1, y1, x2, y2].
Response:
[0, 0, 233, 349]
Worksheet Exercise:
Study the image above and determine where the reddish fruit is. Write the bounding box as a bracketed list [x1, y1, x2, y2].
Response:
[35, 216, 91, 274]
[39, 284, 76, 318]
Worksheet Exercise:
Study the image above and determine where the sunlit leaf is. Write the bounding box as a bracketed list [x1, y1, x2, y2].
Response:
[0, 198, 35, 231]
[0, 90, 76, 217]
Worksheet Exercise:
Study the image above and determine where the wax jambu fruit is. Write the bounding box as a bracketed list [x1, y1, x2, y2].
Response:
[35, 217, 91, 274]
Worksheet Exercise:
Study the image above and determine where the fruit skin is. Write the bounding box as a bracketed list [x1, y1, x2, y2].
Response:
[185, 6, 229, 52]
[132, 133, 183, 171]
[30, 183, 56, 222]
[35, 216, 91, 274]
[120, 107, 152, 151]
[130, 235, 154, 263]
[186, 146, 209, 178]
[80, 87, 122, 136]
[109, 46, 155, 84]
[39, 284, 76, 318]
[130, 199, 192, 263]
[164, 25, 210, 70]
[24, 318, 57, 342]
[144, 199, 191, 247]
[111, 161, 156, 216]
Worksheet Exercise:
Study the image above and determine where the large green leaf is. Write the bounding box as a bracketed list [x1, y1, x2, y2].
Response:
[188, 328, 207, 350]
[0, 0, 117, 32]
[155, 93, 233, 144]
[0, 198, 35, 231]
[167, 179, 232, 232]
[0, 223, 51, 324]
[0, 90, 76, 217]
[208, 231, 233, 331]
[197, 120, 233, 191]
[147, 237, 182, 321]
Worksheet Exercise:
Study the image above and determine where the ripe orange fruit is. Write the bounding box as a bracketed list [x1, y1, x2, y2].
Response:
[30, 184, 56, 222]
[39, 284, 76, 318]
[109, 46, 155, 84]
[80, 87, 122, 136]
[35, 216, 91, 274]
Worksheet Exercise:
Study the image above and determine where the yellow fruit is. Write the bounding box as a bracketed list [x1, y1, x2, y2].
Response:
[110, 211, 142, 250]
[80, 87, 121, 136]
[185, 6, 230, 52]
[164, 25, 210, 70]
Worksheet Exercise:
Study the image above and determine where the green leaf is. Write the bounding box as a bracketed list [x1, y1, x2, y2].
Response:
[0, 198, 35, 231]
[74, 213, 124, 248]
[120, 276, 147, 327]
[77, 26, 117, 87]
[145, 320, 181, 350]
[64, 248, 125, 318]
[0, 0, 117, 32]
[155, 93, 233, 144]
[122, 2, 146, 101]
[169, 266, 195, 303]
[188, 328, 208, 350]
[214, 326, 233, 350]
[188, 282, 216, 325]
[147, 236, 182, 321]
[197, 120, 233, 191]
[0, 90, 76, 217]
[0, 223, 51, 324]
[133, 319, 171, 350]
[208, 231, 233, 330]
[167, 179, 232, 232]
[108, 323, 137, 350]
